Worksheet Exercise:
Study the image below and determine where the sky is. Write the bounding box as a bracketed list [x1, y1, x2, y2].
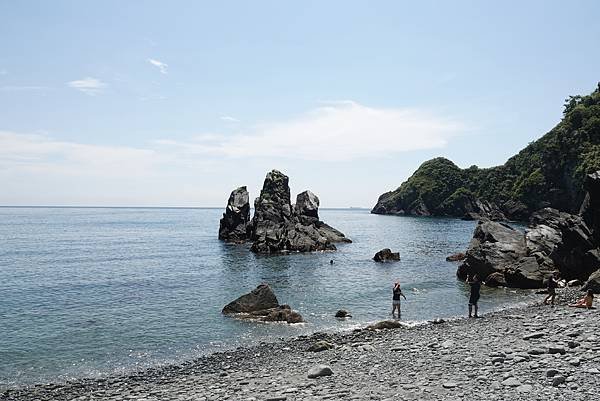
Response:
[1, 1, 599, 208]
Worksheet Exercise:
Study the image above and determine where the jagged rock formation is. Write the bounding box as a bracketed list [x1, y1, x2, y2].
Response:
[218, 170, 351, 253]
[249, 170, 351, 254]
[372, 83, 600, 221]
[373, 248, 400, 262]
[218, 186, 251, 243]
[222, 284, 304, 324]
[458, 171, 600, 289]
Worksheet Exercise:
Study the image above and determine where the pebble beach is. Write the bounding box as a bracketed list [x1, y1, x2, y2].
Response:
[3, 288, 599, 401]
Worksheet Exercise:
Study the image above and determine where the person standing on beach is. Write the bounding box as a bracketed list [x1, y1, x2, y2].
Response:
[467, 274, 481, 318]
[392, 281, 406, 319]
[543, 272, 560, 305]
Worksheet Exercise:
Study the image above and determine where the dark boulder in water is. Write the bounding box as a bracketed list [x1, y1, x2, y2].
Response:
[222, 283, 279, 314]
[222, 284, 305, 323]
[261, 305, 305, 324]
[446, 252, 466, 262]
[335, 309, 351, 318]
[218, 186, 251, 243]
[373, 248, 400, 262]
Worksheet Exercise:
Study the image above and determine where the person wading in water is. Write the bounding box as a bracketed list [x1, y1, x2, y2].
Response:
[467, 274, 482, 318]
[392, 281, 407, 319]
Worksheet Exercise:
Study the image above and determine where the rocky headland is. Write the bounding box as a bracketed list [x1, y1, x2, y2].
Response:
[5, 288, 599, 401]
[372, 83, 600, 221]
[219, 170, 351, 254]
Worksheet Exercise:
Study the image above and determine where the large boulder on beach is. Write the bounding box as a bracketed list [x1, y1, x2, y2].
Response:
[218, 186, 251, 243]
[222, 284, 279, 314]
[366, 320, 403, 330]
[249, 170, 350, 254]
[373, 248, 400, 262]
[307, 365, 333, 379]
[458, 171, 600, 289]
[580, 171, 600, 236]
[457, 221, 527, 279]
[457, 220, 555, 288]
[528, 208, 600, 279]
[583, 269, 600, 293]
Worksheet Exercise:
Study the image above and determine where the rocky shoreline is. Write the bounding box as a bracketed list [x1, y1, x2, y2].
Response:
[3, 288, 599, 401]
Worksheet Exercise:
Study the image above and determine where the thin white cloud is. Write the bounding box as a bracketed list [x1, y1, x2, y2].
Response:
[148, 58, 168, 74]
[220, 115, 240, 123]
[0, 131, 155, 177]
[159, 101, 464, 161]
[67, 77, 106, 95]
[0, 103, 465, 205]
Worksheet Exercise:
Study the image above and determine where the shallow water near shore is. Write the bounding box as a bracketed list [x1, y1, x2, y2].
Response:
[0, 207, 537, 387]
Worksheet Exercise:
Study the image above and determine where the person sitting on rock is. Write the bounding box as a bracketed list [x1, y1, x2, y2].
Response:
[543, 272, 560, 305]
[467, 274, 482, 318]
[569, 289, 594, 309]
[392, 281, 407, 319]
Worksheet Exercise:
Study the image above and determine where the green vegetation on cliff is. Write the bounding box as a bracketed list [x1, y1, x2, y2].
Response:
[372, 83, 600, 220]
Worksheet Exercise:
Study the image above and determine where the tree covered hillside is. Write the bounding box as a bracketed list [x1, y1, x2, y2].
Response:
[372, 83, 600, 220]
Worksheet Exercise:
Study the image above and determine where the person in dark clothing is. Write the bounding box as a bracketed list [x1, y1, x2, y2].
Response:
[467, 274, 481, 318]
[392, 281, 407, 319]
[543, 272, 560, 305]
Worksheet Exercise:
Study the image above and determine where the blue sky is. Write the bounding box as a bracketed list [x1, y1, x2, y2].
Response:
[1, 1, 599, 207]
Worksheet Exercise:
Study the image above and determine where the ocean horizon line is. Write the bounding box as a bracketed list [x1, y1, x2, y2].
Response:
[0, 205, 371, 211]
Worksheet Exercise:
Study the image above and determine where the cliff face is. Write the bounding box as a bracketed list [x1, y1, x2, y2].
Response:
[372, 83, 600, 221]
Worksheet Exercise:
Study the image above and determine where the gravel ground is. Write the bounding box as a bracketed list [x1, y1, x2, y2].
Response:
[3, 288, 599, 401]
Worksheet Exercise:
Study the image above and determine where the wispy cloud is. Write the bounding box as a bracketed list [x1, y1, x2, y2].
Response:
[220, 115, 240, 123]
[67, 77, 107, 95]
[148, 58, 168, 74]
[158, 101, 464, 161]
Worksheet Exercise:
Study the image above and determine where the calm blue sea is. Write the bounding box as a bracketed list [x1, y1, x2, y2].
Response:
[0, 207, 536, 387]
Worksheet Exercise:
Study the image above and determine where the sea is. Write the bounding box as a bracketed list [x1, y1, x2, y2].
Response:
[0, 207, 537, 388]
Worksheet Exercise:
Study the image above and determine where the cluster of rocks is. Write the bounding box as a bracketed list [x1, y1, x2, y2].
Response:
[458, 172, 600, 290]
[219, 170, 351, 254]
[7, 289, 599, 401]
[222, 284, 304, 324]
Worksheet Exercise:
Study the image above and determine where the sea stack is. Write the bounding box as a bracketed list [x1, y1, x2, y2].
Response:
[250, 170, 351, 253]
[218, 186, 251, 243]
[218, 169, 351, 254]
